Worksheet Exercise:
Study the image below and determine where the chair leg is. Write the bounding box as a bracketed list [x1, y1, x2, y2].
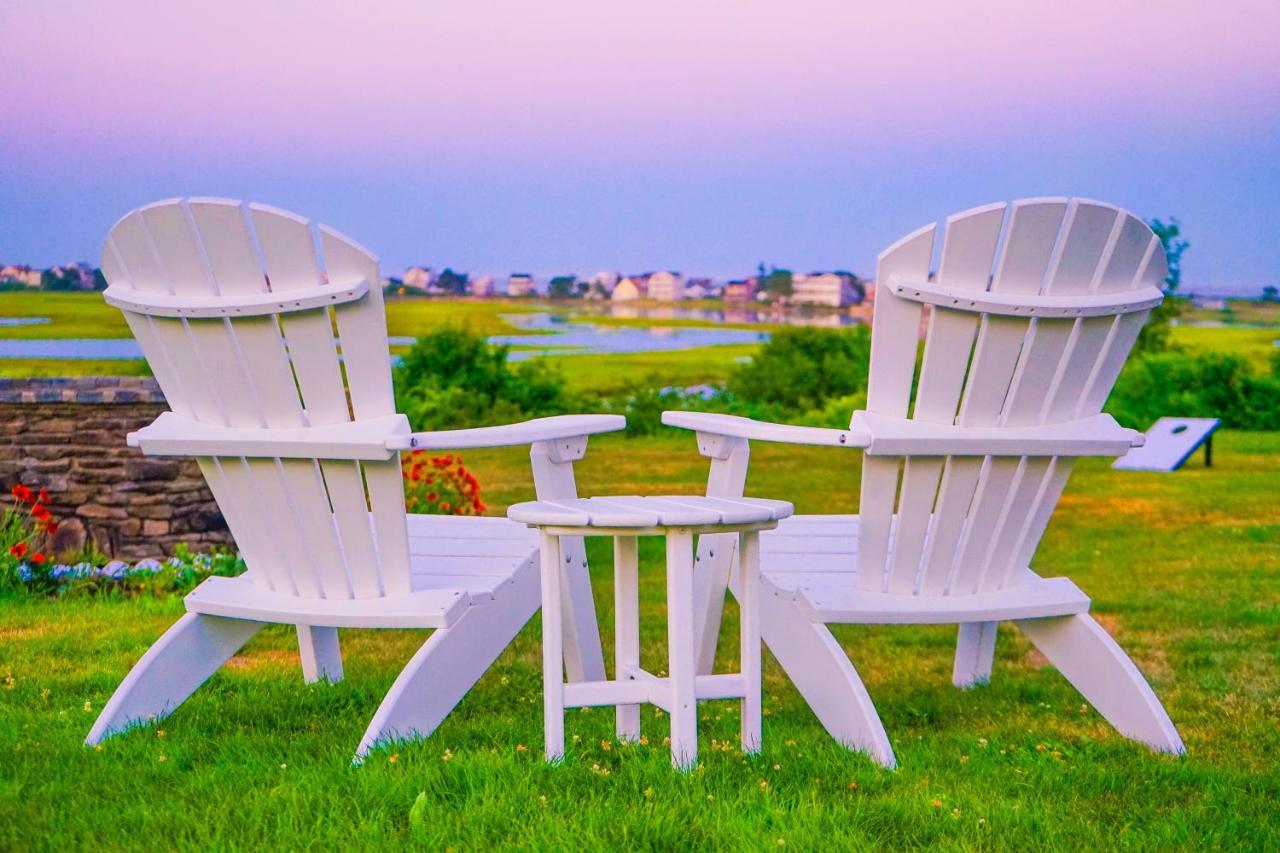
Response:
[355, 557, 541, 760]
[739, 575, 896, 768]
[1015, 612, 1184, 753]
[297, 625, 343, 684]
[86, 612, 263, 745]
[953, 621, 997, 687]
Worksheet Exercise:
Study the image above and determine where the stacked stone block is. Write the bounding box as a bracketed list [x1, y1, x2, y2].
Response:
[0, 378, 232, 559]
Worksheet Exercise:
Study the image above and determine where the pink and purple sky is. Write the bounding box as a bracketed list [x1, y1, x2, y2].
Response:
[2, 1, 1277, 292]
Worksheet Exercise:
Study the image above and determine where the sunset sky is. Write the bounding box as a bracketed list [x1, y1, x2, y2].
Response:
[2, 1, 1277, 292]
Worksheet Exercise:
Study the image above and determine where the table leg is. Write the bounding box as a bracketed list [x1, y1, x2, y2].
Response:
[739, 530, 762, 753]
[540, 532, 565, 761]
[667, 530, 697, 770]
[614, 536, 641, 742]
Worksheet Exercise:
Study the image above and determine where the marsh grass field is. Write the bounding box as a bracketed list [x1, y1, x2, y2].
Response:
[2, 432, 1279, 849]
[1, 292, 1278, 849]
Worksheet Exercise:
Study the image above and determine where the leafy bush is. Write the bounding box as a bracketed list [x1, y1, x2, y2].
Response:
[1107, 350, 1280, 431]
[727, 326, 871, 413]
[394, 327, 579, 430]
[402, 451, 487, 515]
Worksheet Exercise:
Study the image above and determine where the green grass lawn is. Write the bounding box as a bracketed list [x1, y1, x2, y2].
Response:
[383, 297, 542, 337]
[0, 291, 133, 338]
[2, 431, 1277, 849]
[1171, 325, 1280, 371]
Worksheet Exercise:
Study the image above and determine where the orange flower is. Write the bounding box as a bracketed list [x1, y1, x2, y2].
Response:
[440, 502, 451, 512]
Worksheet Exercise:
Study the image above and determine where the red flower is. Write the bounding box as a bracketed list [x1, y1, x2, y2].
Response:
[8, 543, 27, 558]
[440, 502, 451, 512]
[31, 552, 46, 565]
[38, 488, 48, 503]
[11, 485, 32, 502]
[45, 521, 58, 535]
[427, 492, 438, 502]
[32, 504, 51, 522]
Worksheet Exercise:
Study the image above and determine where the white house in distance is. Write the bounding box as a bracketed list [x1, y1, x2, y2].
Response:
[0, 265, 42, 287]
[647, 271, 685, 301]
[402, 266, 434, 290]
[684, 277, 717, 300]
[791, 272, 864, 307]
[469, 275, 496, 297]
[612, 273, 649, 302]
[507, 273, 538, 297]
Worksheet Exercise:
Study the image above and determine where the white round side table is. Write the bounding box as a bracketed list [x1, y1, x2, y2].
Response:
[508, 495, 793, 770]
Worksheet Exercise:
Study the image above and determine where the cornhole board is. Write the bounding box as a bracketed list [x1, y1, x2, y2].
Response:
[1113, 417, 1220, 471]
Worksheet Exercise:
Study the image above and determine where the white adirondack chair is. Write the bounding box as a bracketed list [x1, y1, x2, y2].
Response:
[86, 197, 619, 757]
[665, 198, 1185, 767]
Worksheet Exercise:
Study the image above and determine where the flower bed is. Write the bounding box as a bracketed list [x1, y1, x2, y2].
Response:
[2, 482, 243, 597]
[401, 451, 487, 515]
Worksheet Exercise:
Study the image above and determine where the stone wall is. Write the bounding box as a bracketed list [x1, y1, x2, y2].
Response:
[0, 378, 231, 559]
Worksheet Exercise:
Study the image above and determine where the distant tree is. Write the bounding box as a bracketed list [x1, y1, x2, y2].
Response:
[548, 276, 578, 299]
[436, 267, 469, 295]
[760, 266, 792, 299]
[42, 268, 82, 291]
[91, 268, 108, 291]
[1262, 285, 1279, 303]
[1135, 217, 1189, 353]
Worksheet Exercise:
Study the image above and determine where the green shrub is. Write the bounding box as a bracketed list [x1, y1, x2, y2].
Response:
[1107, 350, 1280, 431]
[727, 326, 871, 413]
[394, 327, 580, 430]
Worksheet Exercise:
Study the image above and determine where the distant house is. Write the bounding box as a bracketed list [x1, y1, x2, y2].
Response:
[402, 266, 434, 290]
[612, 274, 649, 302]
[0, 265, 41, 287]
[647, 271, 685, 302]
[685, 277, 716, 300]
[1189, 294, 1227, 310]
[791, 272, 864, 307]
[469, 275, 496, 297]
[723, 278, 759, 302]
[507, 273, 538, 297]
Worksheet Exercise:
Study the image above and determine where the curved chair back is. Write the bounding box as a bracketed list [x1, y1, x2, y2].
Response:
[101, 198, 410, 599]
[856, 198, 1166, 596]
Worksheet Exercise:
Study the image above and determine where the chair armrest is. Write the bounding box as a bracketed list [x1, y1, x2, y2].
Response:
[661, 411, 869, 448]
[128, 412, 411, 460]
[850, 411, 1143, 457]
[387, 414, 626, 451]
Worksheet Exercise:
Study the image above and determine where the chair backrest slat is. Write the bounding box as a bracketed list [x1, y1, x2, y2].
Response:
[856, 198, 1162, 596]
[101, 198, 409, 599]
[857, 223, 934, 590]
